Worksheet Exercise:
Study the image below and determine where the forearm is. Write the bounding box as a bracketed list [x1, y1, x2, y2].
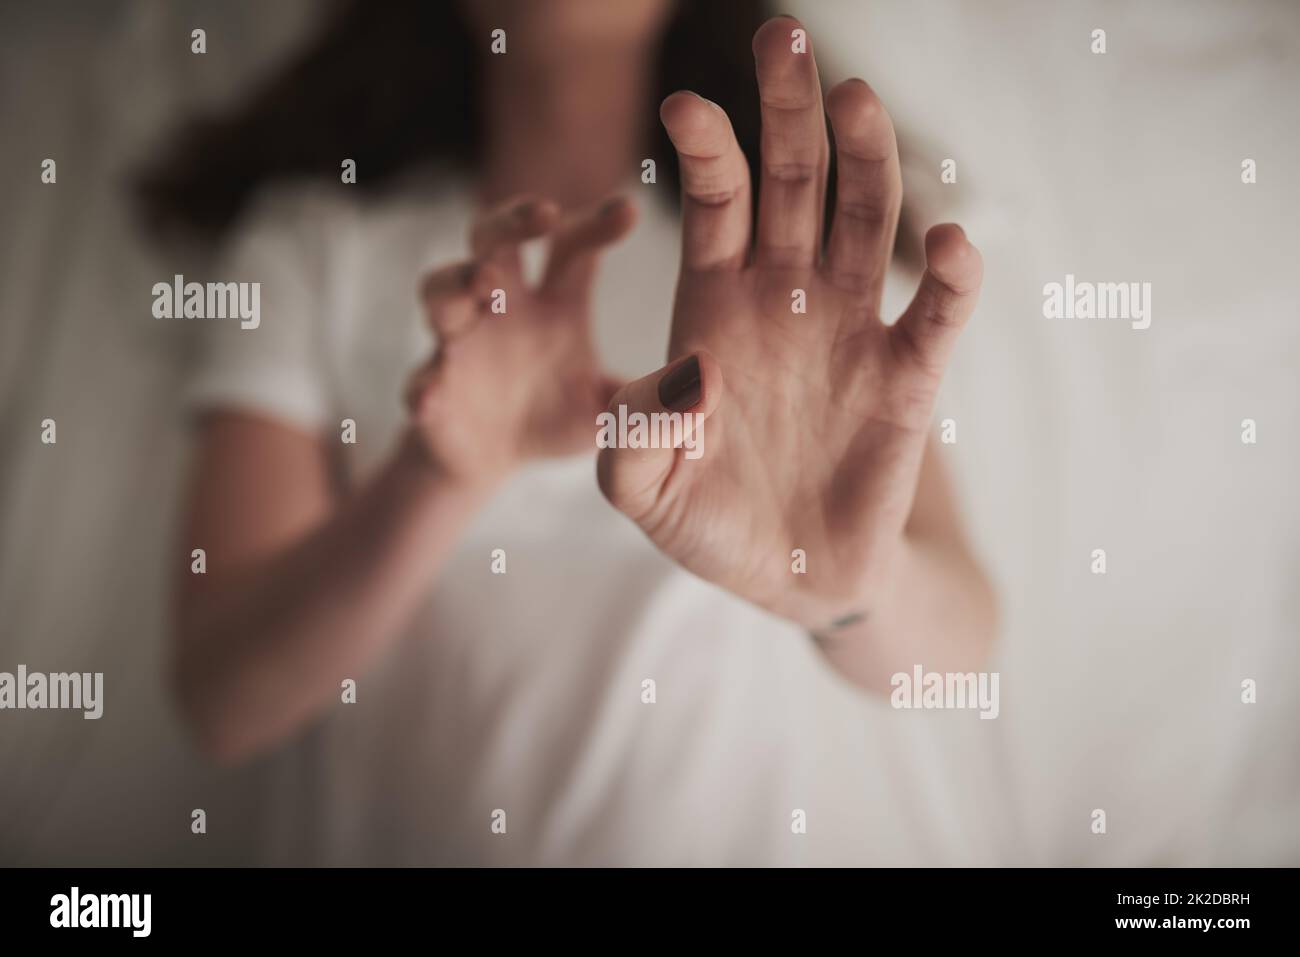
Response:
[176, 430, 494, 763]
[811, 536, 998, 692]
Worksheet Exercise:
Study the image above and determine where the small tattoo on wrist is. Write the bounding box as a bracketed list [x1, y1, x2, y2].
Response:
[828, 611, 867, 630]
[810, 610, 868, 645]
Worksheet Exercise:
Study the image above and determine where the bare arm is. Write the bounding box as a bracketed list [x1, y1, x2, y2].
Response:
[171, 194, 636, 764]
[173, 416, 488, 763]
[811, 438, 998, 689]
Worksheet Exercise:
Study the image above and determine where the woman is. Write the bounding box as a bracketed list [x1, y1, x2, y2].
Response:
[143, 0, 996, 865]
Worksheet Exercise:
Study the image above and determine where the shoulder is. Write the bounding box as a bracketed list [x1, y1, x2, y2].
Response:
[220, 179, 359, 264]
[221, 166, 471, 280]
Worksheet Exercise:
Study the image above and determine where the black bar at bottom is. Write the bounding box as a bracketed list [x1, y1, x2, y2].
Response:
[0, 866, 1284, 943]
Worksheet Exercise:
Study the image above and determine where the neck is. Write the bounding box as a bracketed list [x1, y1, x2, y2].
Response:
[480, 42, 658, 209]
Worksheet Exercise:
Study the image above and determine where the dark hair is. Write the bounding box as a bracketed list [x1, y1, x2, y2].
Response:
[135, 0, 772, 240]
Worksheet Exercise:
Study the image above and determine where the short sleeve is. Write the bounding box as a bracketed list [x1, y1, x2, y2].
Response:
[182, 185, 347, 434]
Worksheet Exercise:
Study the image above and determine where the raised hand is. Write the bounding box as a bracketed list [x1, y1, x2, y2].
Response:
[597, 17, 988, 653]
[406, 194, 635, 486]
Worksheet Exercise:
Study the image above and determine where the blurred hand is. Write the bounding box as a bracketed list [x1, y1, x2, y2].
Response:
[405, 194, 635, 486]
[597, 17, 983, 631]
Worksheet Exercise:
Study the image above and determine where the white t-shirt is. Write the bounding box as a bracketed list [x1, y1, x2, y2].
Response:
[186, 172, 1002, 866]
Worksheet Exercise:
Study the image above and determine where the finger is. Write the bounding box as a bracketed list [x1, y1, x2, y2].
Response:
[660, 91, 752, 271]
[752, 15, 828, 268]
[541, 196, 638, 301]
[552, 370, 630, 452]
[403, 353, 442, 419]
[890, 225, 983, 377]
[595, 372, 626, 410]
[469, 196, 561, 269]
[596, 352, 723, 521]
[824, 78, 901, 302]
[418, 259, 504, 339]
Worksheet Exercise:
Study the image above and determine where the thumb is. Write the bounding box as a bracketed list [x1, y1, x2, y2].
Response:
[596, 351, 722, 519]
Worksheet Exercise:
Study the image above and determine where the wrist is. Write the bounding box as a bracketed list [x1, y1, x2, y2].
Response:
[805, 536, 998, 681]
[801, 537, 915, 643]
[393, 427, 508, 504]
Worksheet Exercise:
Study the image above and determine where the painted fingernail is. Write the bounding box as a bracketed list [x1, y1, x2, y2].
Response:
[658, 355, 701, 412]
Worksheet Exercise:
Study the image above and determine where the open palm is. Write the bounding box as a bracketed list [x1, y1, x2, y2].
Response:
[597, 16, 983, 631]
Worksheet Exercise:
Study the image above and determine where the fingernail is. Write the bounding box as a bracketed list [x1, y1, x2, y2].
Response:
[658, 355, 701, 412]
[684, 90, 723, 112]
